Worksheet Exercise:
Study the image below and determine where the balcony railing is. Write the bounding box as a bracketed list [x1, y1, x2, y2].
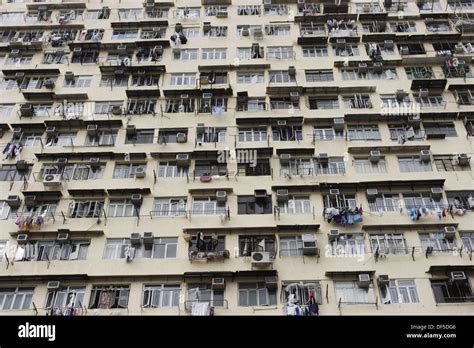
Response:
[188, 249, 230, 261]
[434, 296, 474, 304]
[184, 299, 228, 311]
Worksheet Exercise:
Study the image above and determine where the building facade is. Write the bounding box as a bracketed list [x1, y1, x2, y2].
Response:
[0, 0, 473, 316]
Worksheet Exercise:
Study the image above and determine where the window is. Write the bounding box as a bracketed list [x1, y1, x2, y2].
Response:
[264, 4, 288, 15]
[0, 164, 32, 181]
[343, 95, 372, 109]
[347, 125, 380, 141]
[448, 0, 474, 9]
[238, 159, 271, 177]
[145, 238, 178, 259]
[71, 50, 99, 64]
[61, 163, 105, 181]
[334, 44, 359, 57]
[89, 285, 129, 309]
[125, 129, 154, 144]
[237, 72, 264, 84]
[205, 6, 227, 16]
[282, 282, 322, 307]
[342, 68, 398, 80]
[368, 193, 400, 212]
[68, 200, 104, 218]
[131, 75, 159, 87]
[335, 281, 376, 304]
[85, 9, 110, 20]
[278, 197, 311, 214]
[170, 73, 196, 86]
[419, 232, 456, 252]
[104, 237, 178, 259]
[192, 197, 226, 215]
[188, 284, 224, 307]
[103, 239, 131, 259]
[158, 129, 188, 144]
[113, 163, 146, 179]
[446, 191, 474, 210]
[405, 67, 434, 79]
[64, 76, 92, 88]
[236, 98, 267, 111]
[403, 192, 442, 210]
[331, 234, 365, 256]
[324, 194, 357, 209]
[94, 101, 123, 115]
[0, 288, 34, 311]
[153, 197, 187, 216]
[418, 1, 442, 10]
[238, 283, 277, 306]
[315, 157, 345, 175]
[18, 239, 89, 262]
[0, 201, 10, 220]
[127, 99, 156, 114]
[111, 29, 138, 40]
[461, 232, 474, 252]
[272, 126, 302, 141]
[354, 158, 387, 174]
[196, 128, 226, 143]
[0, 12, 24, 23]
[42, 52, 68, 65]
[140, 28, 166, 39]
[24, 202, 57, 217]
[0, 240, 6, 259]
[431, 279, 473, 303]
[188, 235, 225, 253]
[201, 48, 227, 60]
[157, 161, 188, 178]
[269, 71, 295, 83]
[280, 236, 303, 256]
[238, 127, 267, 142]
[308, 97, 339, 109]
[305, 70, 334, 82]
[398, 157, 432, 172]
[237, 5, 261, 15]
[370, 233, 408, 254]
[143, 285, 180, 308]
[165, 98, 195, 113]
[381, 280, 420, 304]
[5, 54, 32, 65]
[118, 8, 143, 19]
[313, 127, 343, 141]
[85, 131, 117, 146]
[390, 22, 416, 33]
[173, 48, 198, 60]
[44, 286, 85, 310]
[434, 155, 471, 172]
[45, 132, 76, 147]
[424, 123, 457, 137]
[0, 104, 14, 117]
[239, 235, 275, 256]
[389, 124, 423, 141]
[194, 160, 227, 176]
[181, 27, 200, 38]
[426, 21, 451, 32]
[265, 25, 290, 36]
[107, 199, 138, 217]
[176, 7, 200, 18]
[280, 158, 314, 176]
[267, 46, 294, 59]
[238, 195, 272, 215]
[302, 46, 328, 57]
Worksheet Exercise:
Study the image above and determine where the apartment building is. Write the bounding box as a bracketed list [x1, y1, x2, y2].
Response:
[0, 0, 473, 316]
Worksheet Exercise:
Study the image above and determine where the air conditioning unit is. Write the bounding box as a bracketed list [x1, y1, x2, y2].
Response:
[419, 88, 429, 98]
[55, 158, 67, 170]
[443, 226, 456, 240]
[277, 120, 287, 126]
[111, 105, 122, 115]
[450, 271, 466, 282]
[254, 27, 263, 37]
[431, 187, 443, 198]
[43, 79, 55, 89]
[13, 128, 22, 139]
[362, 4, 371, 12]
[87, 124, 98, 136]
[276, 189, 289, 203]
[212, 277, 225, 290]
[196, 123, 205, 134]
[216, 10, 228, 18]
[254, 189, 267, 200]
[15, 72, 25, 81]
[177, 133, 187, 143]
[336, 39, 346, 49]
[180, 94, 189, 99]
[89, 157, 100, 168]
[126, 125, 136, 135]
[131, 194, 143, 206]
[454, 153, 470, 166]
[318, 153, 329, 164]
[265, 276, 278, 290]
[10, 49, 20, 57]
[7, 195, 21, 208]
[202, 93, 212, 99]
[65, 71, 75, 81]
[395, 89, 406, 100]
[73, 47, 82, 53]
[333, 117, 345, 130]
[216, 191, 227, 203]
[290, 91, 299, 102]
[241, 27, 250, 36]
[143, 232, 154, 246]
[279, 154, 291, 164]
[384, 40, 394, 49]
[56, 232, 69, 243]
[358, 63, 368, 74]
[135, 167, 146, 178]
[454, 44, 465, 54]
[46, 127, 57, 137]
[408, 115, 420, 125]
[370, 150, 381, 163]
[176, 154, 190, 167]
[366, 188, 378, 198]
[328, 229, 340, 241]
[251, 251, 272, 265]
[20, 104, 33, 117]
[130, 233, 141, 246]
[400, 46, 409, 55]
[17, 233, 29, 244]
[468, 196, 474, 209]
[47, 281, 60, 290]
[302, 234, 318, 255]
[153, 45, 163, 55]
[24, 195, 37, 208]
[43, 174, 62, 186]
[357, 274, 371, 288]
[329, 188, 339, 196]
[298, 0, 305, 4]
[288, 66, 296, 76]
[117, 44, 127, 53]
[420, 150, 431, 162]
[378, 274, 390, 287]
[15, 160, 28, 172]
[426, 246, 434, 254]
